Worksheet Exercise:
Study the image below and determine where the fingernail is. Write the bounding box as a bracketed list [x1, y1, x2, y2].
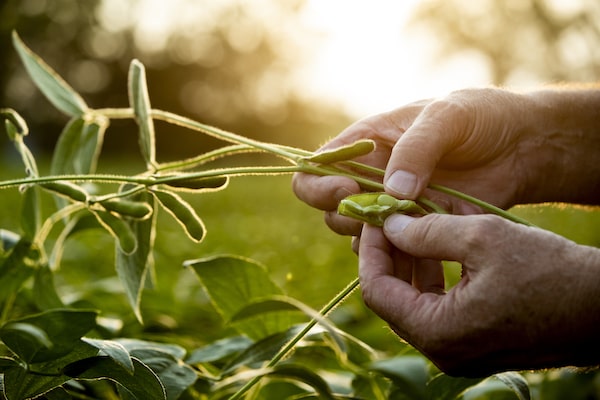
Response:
[384, 214, 415, 233]
[385, 170, 418, 198]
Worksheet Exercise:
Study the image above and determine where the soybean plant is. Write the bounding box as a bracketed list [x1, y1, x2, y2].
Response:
[0, 32, 535, 400]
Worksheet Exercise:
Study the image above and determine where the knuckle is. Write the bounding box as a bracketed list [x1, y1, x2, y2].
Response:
[460, 214, 507, 250]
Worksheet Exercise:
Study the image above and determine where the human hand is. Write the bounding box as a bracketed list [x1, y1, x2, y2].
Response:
[293, 87, 600, 236]
[358, 213, 600, 376]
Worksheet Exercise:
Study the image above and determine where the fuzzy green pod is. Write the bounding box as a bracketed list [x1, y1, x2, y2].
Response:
[40, 181, 88, 203]
[93, 210, 137, 254]
[304, 139, 375, 164]
[152, 189, 205, 242]
[162, 175, 229, 192]
[338, 192, 427, 226]
[99, 199, 153, 220]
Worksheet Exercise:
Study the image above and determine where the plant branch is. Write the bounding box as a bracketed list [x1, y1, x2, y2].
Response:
[229, 277, 360, 400]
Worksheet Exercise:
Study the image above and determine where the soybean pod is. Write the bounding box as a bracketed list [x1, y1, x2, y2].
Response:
[99, 198, 153, 220]
[152, 189, 205, 242]
[304, 139, 375, 164]
[40, 181, 88, 203]
[93, 210, 137, 254]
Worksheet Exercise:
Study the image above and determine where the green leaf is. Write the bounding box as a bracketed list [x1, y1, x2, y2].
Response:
[0, 239, 39, 304]
[268, 364, 335, 400]
[50, 116, 108, 176]
[185, 255, 290, 340]
[65, 356, 166, 400]
[0, 309, 98, 364]
[187, 335, 253, 364]
[116, 338, 187, 360]
[493, 372, 531, 400]
[115, 192, 156, 322]
[426, 373, 484, 400]
[128, 59, 156, 169]
[33, 265, 64, 310]
[2, 364, 70, 400]
[369, 356, 429, 399]
[153, 189, 205, 242]
[222, 325, 304, 374]
[83, 338, 134, 375]
[93, 210, 138, 255]
[463, 378, 525, 400]
[129, 348, 197, 400]
[230, 295, 347, 356]
[12, 31, 88, 117]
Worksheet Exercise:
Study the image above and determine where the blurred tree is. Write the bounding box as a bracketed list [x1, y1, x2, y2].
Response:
[0, 0, 351, 161]
[408, 0, 600, 85]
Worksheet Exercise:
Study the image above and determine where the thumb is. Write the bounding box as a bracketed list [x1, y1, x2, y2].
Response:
[383, 213, 504, 265]
[384, 102, 465, 199]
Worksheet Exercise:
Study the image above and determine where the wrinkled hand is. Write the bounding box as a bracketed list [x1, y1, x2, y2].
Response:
[293, 88, 542, 235]
[358, 213, 600, 377]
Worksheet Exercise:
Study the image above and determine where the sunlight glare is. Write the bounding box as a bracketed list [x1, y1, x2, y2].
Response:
[294, 0, 491, 117]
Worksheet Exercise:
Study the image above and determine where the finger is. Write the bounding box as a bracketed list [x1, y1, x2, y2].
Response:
[292, 173, 360, 211]
[383, 213, 513, 267]
[412, 258, 445, 294]
[384, 100, 469, 199]
[324, 210, 363, 236]
[358, 225, 421, 323]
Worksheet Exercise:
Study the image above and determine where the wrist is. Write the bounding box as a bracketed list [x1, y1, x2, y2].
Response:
[520, 86, 600, 205]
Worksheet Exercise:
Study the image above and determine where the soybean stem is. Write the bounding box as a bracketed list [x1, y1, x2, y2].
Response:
[229, 277, 360, 400]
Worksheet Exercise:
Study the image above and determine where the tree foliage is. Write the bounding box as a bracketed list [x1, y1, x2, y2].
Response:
[0, 0, 350, 157]
[409, 0, 600, 85]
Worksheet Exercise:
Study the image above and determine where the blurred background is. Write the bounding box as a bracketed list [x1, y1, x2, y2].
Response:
[2, 0, 600, 158]
[1, 0, 599, 348]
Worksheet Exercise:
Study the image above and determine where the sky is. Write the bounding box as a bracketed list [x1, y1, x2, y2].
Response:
[98, 0, 493, 118]
[294, 0, 492, 117]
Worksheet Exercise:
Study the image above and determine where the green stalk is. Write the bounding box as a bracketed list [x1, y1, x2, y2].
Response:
[429, 184, 534, 227]
[229, 277, 360, 400]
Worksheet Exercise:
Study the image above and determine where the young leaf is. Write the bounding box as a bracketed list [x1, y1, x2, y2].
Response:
[128, 59, 157, 169]
[50, 116, 108, 176]
[12, 31, 88, 117]
[93, 210, 138, 255]
[152, 189, 205, 242]
[115, 192, 156, 322]
[185, 255, 290, 340]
